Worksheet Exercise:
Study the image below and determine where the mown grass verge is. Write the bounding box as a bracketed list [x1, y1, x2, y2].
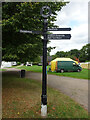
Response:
[0, 69, 6, 71]
[17, 65, 89, 79]
[2, 71, 88, 118]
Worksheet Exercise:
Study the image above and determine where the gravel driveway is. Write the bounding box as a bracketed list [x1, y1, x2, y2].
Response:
[26, 71, 88, 110]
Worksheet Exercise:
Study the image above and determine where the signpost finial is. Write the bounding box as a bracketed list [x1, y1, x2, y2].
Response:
[40, 6, 52, 18]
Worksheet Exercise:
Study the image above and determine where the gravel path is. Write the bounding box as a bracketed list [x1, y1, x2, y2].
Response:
[2, 67, 21, 71]
[26, 71, 88, 110]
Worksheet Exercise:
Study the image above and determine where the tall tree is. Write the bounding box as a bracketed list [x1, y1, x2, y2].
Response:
[51, 44, 90, 62]
[2, 2, 68, 62]
[79, 43, 90, 62]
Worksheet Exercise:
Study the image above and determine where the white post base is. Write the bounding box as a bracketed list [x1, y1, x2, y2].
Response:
[41, 104, 47, 117]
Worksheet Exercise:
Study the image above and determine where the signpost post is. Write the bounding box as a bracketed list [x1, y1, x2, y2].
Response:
[20, 6, 71, 117]
[40, 6, 51, 117]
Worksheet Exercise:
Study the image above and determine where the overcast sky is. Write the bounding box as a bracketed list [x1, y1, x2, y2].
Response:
[48, 0, 89, 55]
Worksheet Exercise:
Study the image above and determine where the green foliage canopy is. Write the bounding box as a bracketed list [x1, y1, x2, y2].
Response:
[52, 43, 90, 62]
[2, 2, 68, 62]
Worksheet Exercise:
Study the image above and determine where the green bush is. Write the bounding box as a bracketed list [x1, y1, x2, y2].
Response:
[17, 62, 21, 65]
[32, 62, 38, 65]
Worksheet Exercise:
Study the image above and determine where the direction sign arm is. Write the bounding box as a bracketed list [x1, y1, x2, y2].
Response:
[48, 34, 71, 40]
[48, 28, 71, 31]
[20, 30, 42, 34]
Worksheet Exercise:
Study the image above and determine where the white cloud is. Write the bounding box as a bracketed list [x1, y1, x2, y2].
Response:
[71, 24, 88, 43]
[48, 0, 89, 55]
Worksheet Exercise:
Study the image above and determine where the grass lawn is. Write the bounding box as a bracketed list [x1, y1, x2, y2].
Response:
[0, 69, 6, 71]
[17, 65, 89, 79]
[2, 71, 88, 118]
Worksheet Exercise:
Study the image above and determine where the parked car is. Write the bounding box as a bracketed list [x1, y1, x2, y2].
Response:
[12, 62, 17, 66]
[38, 63, 42, 66]
[26, 62, 32, 66]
